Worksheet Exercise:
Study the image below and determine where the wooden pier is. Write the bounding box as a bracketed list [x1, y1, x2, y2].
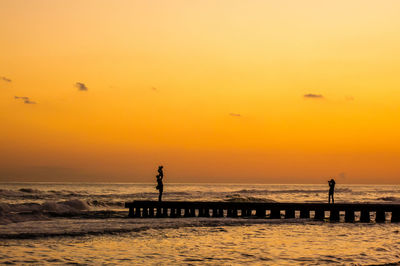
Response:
[125, 201, 400, 223]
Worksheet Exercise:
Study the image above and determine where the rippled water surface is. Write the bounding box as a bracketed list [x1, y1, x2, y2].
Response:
[2, 221, 400, 265]
[1, 183, 400, 265]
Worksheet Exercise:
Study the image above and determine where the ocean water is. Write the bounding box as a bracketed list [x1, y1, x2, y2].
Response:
[1, 183, 400, 265]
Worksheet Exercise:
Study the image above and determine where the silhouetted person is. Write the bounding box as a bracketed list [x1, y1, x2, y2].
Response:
[328, 178, 336, 204]
[157, 165, 164, 179]
[156, 175, 163, 201]
[156, 166, 164, 201]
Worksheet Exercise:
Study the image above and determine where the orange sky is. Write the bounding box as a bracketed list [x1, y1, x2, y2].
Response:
[1, 0, 400, 183]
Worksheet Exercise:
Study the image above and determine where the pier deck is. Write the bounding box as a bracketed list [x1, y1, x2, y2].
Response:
[125, 201, 400, 222]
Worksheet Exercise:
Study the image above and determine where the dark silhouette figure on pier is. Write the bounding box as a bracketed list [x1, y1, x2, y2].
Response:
[328, 178, 336, 204]
[156, 166, 164, 202]
[157, 165, 164, 179]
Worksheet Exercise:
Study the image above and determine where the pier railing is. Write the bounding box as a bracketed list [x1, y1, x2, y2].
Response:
[125, 201, 400, 223]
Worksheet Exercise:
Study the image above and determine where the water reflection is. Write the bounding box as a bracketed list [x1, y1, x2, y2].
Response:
[1, 223, 400, 265]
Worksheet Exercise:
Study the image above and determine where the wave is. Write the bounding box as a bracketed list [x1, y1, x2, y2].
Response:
[0, 189, 95, 199]
[0, 199, 89, 214]
[0, 199, 91, 224]
[0, 217, 303, 239]
[376, 197, 400, 203]
[233, 189, 271, 193]
[0, 188, 191, 200]
[18, 188, 41, 193]
[224, 195, 276, 203]
[86, 200, 124, 207]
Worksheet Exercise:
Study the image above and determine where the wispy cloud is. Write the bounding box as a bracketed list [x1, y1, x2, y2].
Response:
[229, 113, 241, 117]
[346, 96, 354, 101]
[14, 96, 29, 100]
[74, 82, 88, 91]
[14, 96, 36, 104]
[1, 76, 12, 83]
[304, 93, 323, 99]
[151, 87, 158, 92]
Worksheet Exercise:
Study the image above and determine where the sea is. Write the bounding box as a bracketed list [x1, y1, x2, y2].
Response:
[1, 183, 400, 265]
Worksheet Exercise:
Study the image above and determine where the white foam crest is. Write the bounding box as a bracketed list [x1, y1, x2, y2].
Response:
[42, 199, 90, 213]
[18, 188, 42, 193]
[376, 196, 400, 203]
[0, 188, 192, 202]
[0, 199, 91, 224]
[224, 195, 276, 203]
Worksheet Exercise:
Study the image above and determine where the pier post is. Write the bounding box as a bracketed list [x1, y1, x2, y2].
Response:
[314, 209, 325, 220]
[219, 208, 224, 217]
[391, 210, 400, 222]
[176, 208, 182, 218]
[212, 208, 219, 217]
[205, 208, 210, 217]
[375, 210, 386, 223]
[198, 208, 204, 217]
[169, 208, 176, 218]
[270, 209, 281, 219]
[329, 209, 340, 222]
[227, 209, 233, 217]
[143, 208, 149, 218]
[241, 209, 248, 217]
[134, 207, 141, 217]
[149, 207, 154, 217]
[360, 210, 370, 222]
[285, 209, 295, 219]
[256, 208, 265, 218]
[162, 208, 168, 217]
[184, 208, 190, 217]
[232, 209, 238, 217]
[156, 207, 162, 217]
[344, 210, 355, 222]
[128, 207, 134, 217]
[300, 209, 310, 218]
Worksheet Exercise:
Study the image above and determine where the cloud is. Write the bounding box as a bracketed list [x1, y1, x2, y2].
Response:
[1, 76, 12, 82]
[346, 96, 354, 101]
[14, 96, 29, 100]
[229, 113, 241, 117]
[304, 93, 323, 99]
[14, 96, 36, 104]
[75, 82, 88, 91]
[151, 87, 158, 92]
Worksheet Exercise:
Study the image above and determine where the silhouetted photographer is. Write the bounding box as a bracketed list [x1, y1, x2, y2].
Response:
[156, 166, 164, 202]
[328, 178, 336, 204]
